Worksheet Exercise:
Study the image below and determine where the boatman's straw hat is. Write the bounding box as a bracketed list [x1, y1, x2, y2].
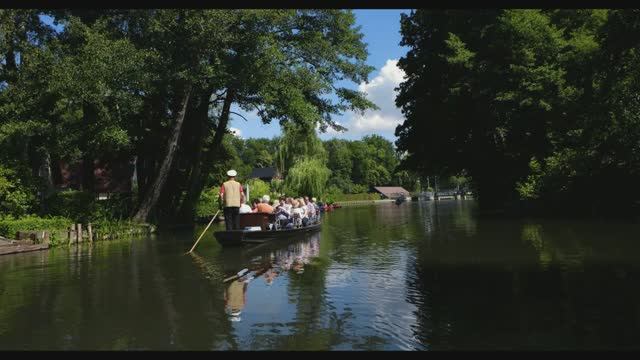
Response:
[227, 169, 237, 177]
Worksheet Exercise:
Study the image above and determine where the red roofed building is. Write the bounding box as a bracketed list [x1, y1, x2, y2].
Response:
[373, 186, 411, 200]
[54, 157, 134, 196]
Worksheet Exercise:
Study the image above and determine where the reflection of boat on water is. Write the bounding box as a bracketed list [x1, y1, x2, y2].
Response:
[194, 232, 322, 322]
[215, 213, 322, 247]
[223, 231, 320, 277]
[225, 279, 247, 321]
[195, 231, 323, 285]
[228, 231, 321, 272]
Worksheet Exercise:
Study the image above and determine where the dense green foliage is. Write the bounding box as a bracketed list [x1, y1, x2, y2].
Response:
[192, 132, 408, 216]
[284, 156, 331, 197]
[0, 9, 378, 224]
[0, 214, 71, 245]
[195, 187, 221, 218]
[0, 165, 35, 216]
[324, 192, 382, 203]
[44, 190, 133, 223]
[324, 135, 403, 193]
[395, 9, 640, 216]
[245, 178, 271, 202]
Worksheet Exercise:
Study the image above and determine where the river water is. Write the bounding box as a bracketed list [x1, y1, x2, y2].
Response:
[1, 200, 640, 350]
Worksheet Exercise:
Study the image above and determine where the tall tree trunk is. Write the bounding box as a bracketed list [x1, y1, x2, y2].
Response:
[80, 103, 97, 193]
[135, 155, 146, 199]
[175, 88, 218, 221]
[136, 90, 168, 202]
[210, 88, 237, 162]
[81, 156, 95, 193]
[135, 95, 156, 201]
[27, 141, 54, 213]
[50, 154, 63, 188]
[178, 87, 236, 222]
[38, 149, 54, 212]
[133, 83, 193, 223]
[155, 88, 207, 222]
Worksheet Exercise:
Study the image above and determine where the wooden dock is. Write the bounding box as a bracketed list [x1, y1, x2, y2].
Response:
[336, 199, 395, 207]
[0, 242, 50, 256]
[0, 232, 51, 256]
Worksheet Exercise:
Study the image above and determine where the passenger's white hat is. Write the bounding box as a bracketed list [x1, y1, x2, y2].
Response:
[227, 169, 237, 177]
[262, 195, 270, 202]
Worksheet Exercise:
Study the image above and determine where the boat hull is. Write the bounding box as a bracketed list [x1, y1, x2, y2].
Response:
[215, 222, 322, 246]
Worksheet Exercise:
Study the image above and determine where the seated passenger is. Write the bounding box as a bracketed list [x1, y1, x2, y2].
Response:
[239, 202, 252, 214]
[251, 198, 260, 212]
[272, 201, 292, 229]
[253, 195, 274, 213]
[283, 197, 293, 213]
[298, 198, 308, 215]
[311, 197, 320, 212]
[293, 198, 309, 227]
[305, 197, 316, 219]
[274, 202, 290, 219]
[290, 200, 302, 224]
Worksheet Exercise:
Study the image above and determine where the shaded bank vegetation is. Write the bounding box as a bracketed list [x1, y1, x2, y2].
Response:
[395, 9, 640, 217]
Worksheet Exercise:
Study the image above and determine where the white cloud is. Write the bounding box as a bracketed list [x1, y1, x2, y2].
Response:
[316, 121, 343, 135]
[229, 127, 243, 138]
[347, 59, 405, 134]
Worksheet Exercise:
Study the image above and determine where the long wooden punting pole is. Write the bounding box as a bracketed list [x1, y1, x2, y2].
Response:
[186, 210, 220, 254]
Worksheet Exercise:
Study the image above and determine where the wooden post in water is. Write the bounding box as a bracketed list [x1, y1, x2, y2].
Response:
[68, 226, 75, 244]
[76, 223, 82, 243]
[87, 223, 93, 242]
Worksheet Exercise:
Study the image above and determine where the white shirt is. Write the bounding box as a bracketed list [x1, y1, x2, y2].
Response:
[239, 204, 252, 214]
[306, 203, 316, 217]
[292, 207, 306, 219]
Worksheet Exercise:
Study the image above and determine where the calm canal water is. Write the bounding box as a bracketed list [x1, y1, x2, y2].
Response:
[2, 201, 640, 350]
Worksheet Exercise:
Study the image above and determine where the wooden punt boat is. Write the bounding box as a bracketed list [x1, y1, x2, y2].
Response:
[214, 212, 322, 246]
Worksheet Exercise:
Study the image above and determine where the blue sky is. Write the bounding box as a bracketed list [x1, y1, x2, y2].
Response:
[231, 10, 411, 142]
[42, 10, 412, 142]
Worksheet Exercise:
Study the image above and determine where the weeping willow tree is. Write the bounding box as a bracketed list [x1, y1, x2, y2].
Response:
[277, 122, 327, 177]
[285, 156, 330, 197]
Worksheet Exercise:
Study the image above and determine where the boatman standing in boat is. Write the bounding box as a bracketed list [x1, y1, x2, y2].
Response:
[219, 169, 245, 231]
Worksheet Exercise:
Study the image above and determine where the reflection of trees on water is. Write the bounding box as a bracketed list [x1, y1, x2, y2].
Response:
[235, 232, 399, 350]
[322, 206, 425, 349]
[245, 231, 399, 350]
[0, 235, 244, 350]
[232, 232, 346, 349]
[451, 201, 477, 237]
[406, 211, 640, 350]
[520, 222, 594, 271]
[325, 204, 425, 271]
[6, 206, 640, 349]
[417, 200, 435, 235]
[521, 223, 555, 269]
[520, 219, 640, 271]
[416, 200, 477, 237]
[405, 202, 541, 349]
